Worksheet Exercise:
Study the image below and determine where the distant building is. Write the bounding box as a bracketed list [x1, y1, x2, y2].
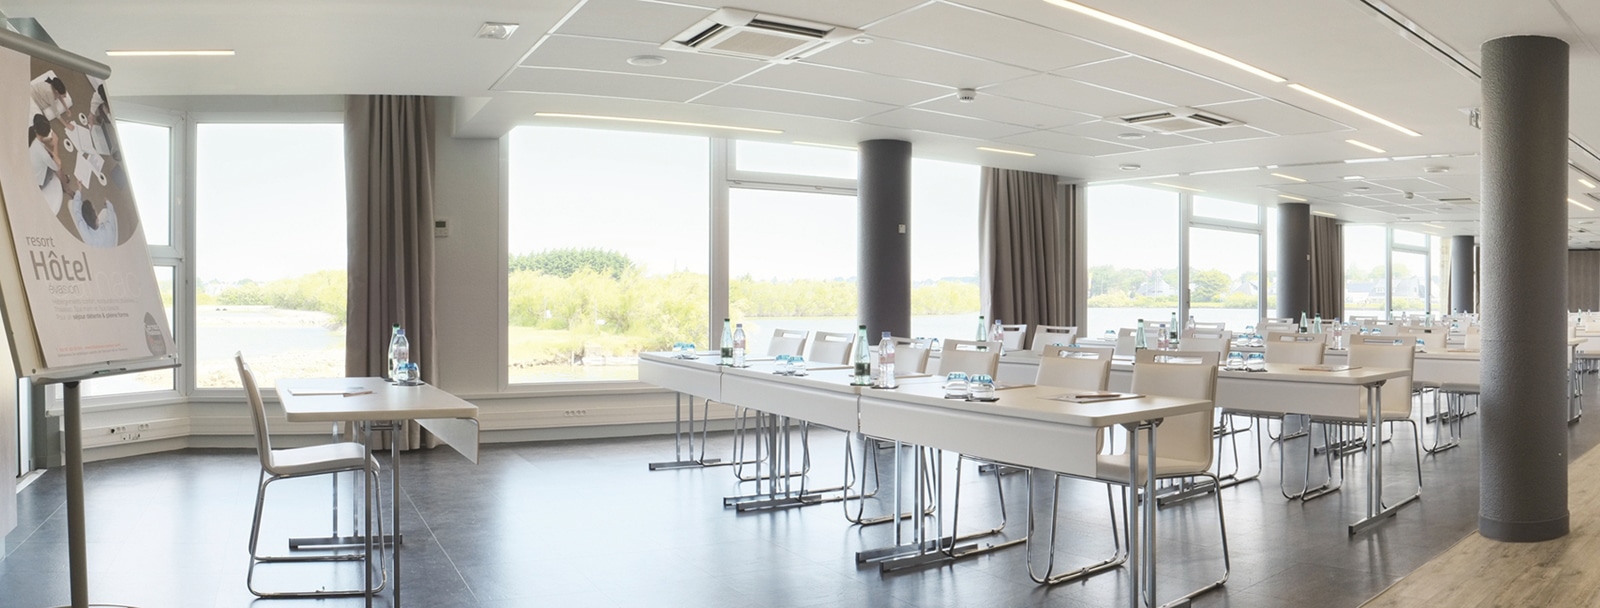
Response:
[1136, 272, 1174, 297]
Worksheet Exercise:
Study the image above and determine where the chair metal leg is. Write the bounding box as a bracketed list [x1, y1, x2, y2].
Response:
[1026, 472, 1126, 585]
[247, 466, 388, 598]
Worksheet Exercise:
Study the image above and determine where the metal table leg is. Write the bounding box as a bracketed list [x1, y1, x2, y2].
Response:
[649, 393, 725, 470]
[1349, 381, 1420, 535]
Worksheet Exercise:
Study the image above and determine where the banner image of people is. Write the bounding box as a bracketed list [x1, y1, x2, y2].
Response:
[0, 49, 173, 368]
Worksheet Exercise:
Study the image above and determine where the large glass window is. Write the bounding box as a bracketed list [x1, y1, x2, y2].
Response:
[1344, 225, 1388, 316]
[735, 141, 856, 180]
[910, 159, 980, 341]
[728, 188, 856, 356]
[1189, 227, 1261, 330]
[1087, 185, 1180, 337]
[506, 126, 709, 384]
[195, 123, 346, 388]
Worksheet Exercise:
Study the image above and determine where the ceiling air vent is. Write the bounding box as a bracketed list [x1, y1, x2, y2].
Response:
[663, 8, 861, 63]
[1118, 107, 1238, 134]
[1436, 197, 1475, 204]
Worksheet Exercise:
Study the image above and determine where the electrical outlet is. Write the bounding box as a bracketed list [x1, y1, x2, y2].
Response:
[106, 425, 127, 435]
[562, 409, 589, 417]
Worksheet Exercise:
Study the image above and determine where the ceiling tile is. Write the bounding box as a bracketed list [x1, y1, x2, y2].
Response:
[803, 39, 1034, 88]
[522, 35, 763, 82]
[664, 0, 926, 28]
[494, 67, 717, 102]
[692, 85, 893, 121]
[995, 130, 1142, 156]
[865, 2, 1123, 71]
[1054, 121, 1207, 150]
[1056, 56, 1256, 108]
[1184, 125, 1276, 143]
[736, 63, 947, 106]
[554, 0, 713, 44]
[984, 74, 1164, 118]
[1196, 98, 1351, 136]
[913, 94, 1096, 130]
[1366, 177, 1453, 194]
[859, 108, 1032, 140]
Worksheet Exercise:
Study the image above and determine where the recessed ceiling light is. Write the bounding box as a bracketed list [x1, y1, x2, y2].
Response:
[1312, 211, 1338, 218]
[1345, 139, 1386, 154]
[475, 22, 520, 40]
[1119, 164, 1142, 171]
[1190, 166, 1260, 175]
[533, 112, 782, 134]
[852, 37, 874, 44]
[792, 141, 857, 151]
[1151, 181, 1204, 192]
[1289, 84, 1420, 137]
[1279, 194, 1308, 202]
[1271, 172, 1306, 182]
[1343, 157, 1389, 164]
[1571, 198, 1595, 211]
[1582, 178, 1597, 189]
[626, 54, 667, 67]
[1116, 132, 1146, 140]
[105, 49, 234, 57]
[1040, 0, 1285, 83]
[977, 146, 1035, 157]
[1424, 166, 1450, 174]
[1342, 175, 1366, 180]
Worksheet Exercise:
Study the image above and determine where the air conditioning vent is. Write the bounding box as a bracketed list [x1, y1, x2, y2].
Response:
[1436, 197, 1475, 203]
[1118, 107, 1239, 133]
[664, 8, 861, 63]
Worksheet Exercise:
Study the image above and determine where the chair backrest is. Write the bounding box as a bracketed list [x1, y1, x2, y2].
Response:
[1043, 344, 1115, 359]
[998, 324, 1027, 351]
[1129, 351, 1219, 469]
[1364, 321, 1400, 336]
[1192, 321, 1226, 332]
[1349, 338, 1415, 416]
[1114, 326, 1162, 357]
[889, 336, 931, 374]
[767, 328, 809, 357]
[1258, 322, 1298, 335]
[1180, 330, 1232, 357]
[1036, 352, 1110, 390]
[235, 353, 275, 471]
[1030, 325, 1078, 353]
[1260, 317, 1294, 325]
[1264, 332, 1326, 364]
[1462, 331, 1482, 350]
[937, 339, 1001, 377]
[808, 330, 854, 365]
[1409, 330, 1446, 352]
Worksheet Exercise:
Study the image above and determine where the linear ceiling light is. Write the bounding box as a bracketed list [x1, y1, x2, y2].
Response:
[1581, 178, 1597, 189]
[1571, 198, 1595, 211]
[977, 146, 1035, 157]
[1278, 194, 1307, 202]
[1312, 211, 1338, 217]
[1288, 84, 1420, 136]
[1039, 0, 1284, 83]
[106, 49, 234, 56]
[1271, 172, 1306, 182]
[1190, 166, 1259, 175]
[792, 141, 857, 151]
[1422, 223, 1446, 229]
[1151, 181, 1204, 192]
[533, 112, 782, 134]
[1346, 139, 1386, 153]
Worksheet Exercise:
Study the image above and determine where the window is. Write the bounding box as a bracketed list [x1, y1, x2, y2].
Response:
[728, 188, 856, 356]
[1189, 227, 1261, 329]
[1193, 196, 1258, 224]
[1344, 225, 1388, 316]
[735, 141, 856, 180]
[910, 159, 980, 341]
[1087, 185, 1180, 337]
[506, 126, 709, 384]
[194, 123, 346, 388]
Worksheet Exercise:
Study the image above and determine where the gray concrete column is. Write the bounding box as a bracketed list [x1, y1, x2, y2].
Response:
[858, 139, 911, 341]
[1275, 202, 1311, 319]
[1480, 35, 1569, 542]
[1451, 235, 1476, 313]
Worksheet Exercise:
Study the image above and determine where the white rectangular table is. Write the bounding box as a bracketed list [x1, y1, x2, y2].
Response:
[276, 377, 479, 608]
[639, 352, 727, 469]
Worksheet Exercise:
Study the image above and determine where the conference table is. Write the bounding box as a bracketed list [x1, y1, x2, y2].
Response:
[276, 377, 480, 608]
[639, 351, 1210, 607]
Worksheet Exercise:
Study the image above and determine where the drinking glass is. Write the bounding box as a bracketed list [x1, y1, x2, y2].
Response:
[396, 361, 420, 384]
[791, 356, 806, 376]
[1248, 334, 1264, 347]
[969, 375, 996, 400]
[776, 355, 793, 375]
[1245, 352, 1266, 371]
[1226, 351, 1245, 370]
[943, 372, 969, 399]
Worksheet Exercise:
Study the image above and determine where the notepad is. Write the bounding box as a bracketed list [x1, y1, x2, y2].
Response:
[288, 387, 372, 397]
[1049, 392, 1143, 403]
[1300, 365, 1359, 372]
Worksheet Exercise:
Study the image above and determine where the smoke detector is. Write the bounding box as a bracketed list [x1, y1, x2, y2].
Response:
[663, 8, 861, 63]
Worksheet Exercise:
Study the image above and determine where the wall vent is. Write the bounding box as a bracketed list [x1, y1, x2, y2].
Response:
[1118, 107, 1238, 133]
[663, 8, 861, 63]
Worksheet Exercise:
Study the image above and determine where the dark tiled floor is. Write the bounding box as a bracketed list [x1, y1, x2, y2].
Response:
[6, 383, 1600, 607]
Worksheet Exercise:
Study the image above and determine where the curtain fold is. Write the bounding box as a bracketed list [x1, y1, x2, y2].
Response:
[1569, 250, 1600, 311]
[981, 167, 1077, 346]
[345, 95, 438, 450]
[1309, 216, 1344, 320]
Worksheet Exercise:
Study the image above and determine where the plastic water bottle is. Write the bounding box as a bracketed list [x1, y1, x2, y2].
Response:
[877, 331, 897, 388]
[853, 325, 871, 385]
[386, 323, 401, 379]
[732, 323, 747, 367]
[1168, 312, 1179, 344]
[390, 328, 410, 382]
[1135, 318, 1148, 350]
[720, 318, 733, 365]
[976, 315, 987, 341]
[1313, 314, 1323, 334]
[1299, 312, 1309, 333]
[991, 319, 1005, 349]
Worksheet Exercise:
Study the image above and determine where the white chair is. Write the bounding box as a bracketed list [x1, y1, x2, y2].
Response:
[1302, 338, 1421, 500]
[936, 339, 1001, 376]
[238, 353, 384, 599]
[1256, 333, 1327, 494]
[1030, 325, 1078, 353]
[768, 328, 809, 357]
[1036, 349, 1110, 390]
[888, 336, 931, 374]
[1043, 344, 1114, 359]
[808, 330, 854, 365]
[1180, 330, 1233, 358]
[1113, 326, 1162, 357]
[1258, 322, 1298, 335]
[1192, 321, 1227, 332]
[998, 324, 1027, 351]
[731, 328, 812, 482]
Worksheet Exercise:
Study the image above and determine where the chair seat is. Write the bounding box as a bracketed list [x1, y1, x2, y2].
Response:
[1095, 454, 1211, 483]
[267, 442, 374, 477]
[1439, 382, 1480, 394]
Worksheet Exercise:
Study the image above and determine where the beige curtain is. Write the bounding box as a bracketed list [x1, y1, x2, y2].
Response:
[1309, 216, 1344, 320]
[345, 95, 438, 450]
[981, 168, 1077, 346]
[1569, 250, 1600, 311]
